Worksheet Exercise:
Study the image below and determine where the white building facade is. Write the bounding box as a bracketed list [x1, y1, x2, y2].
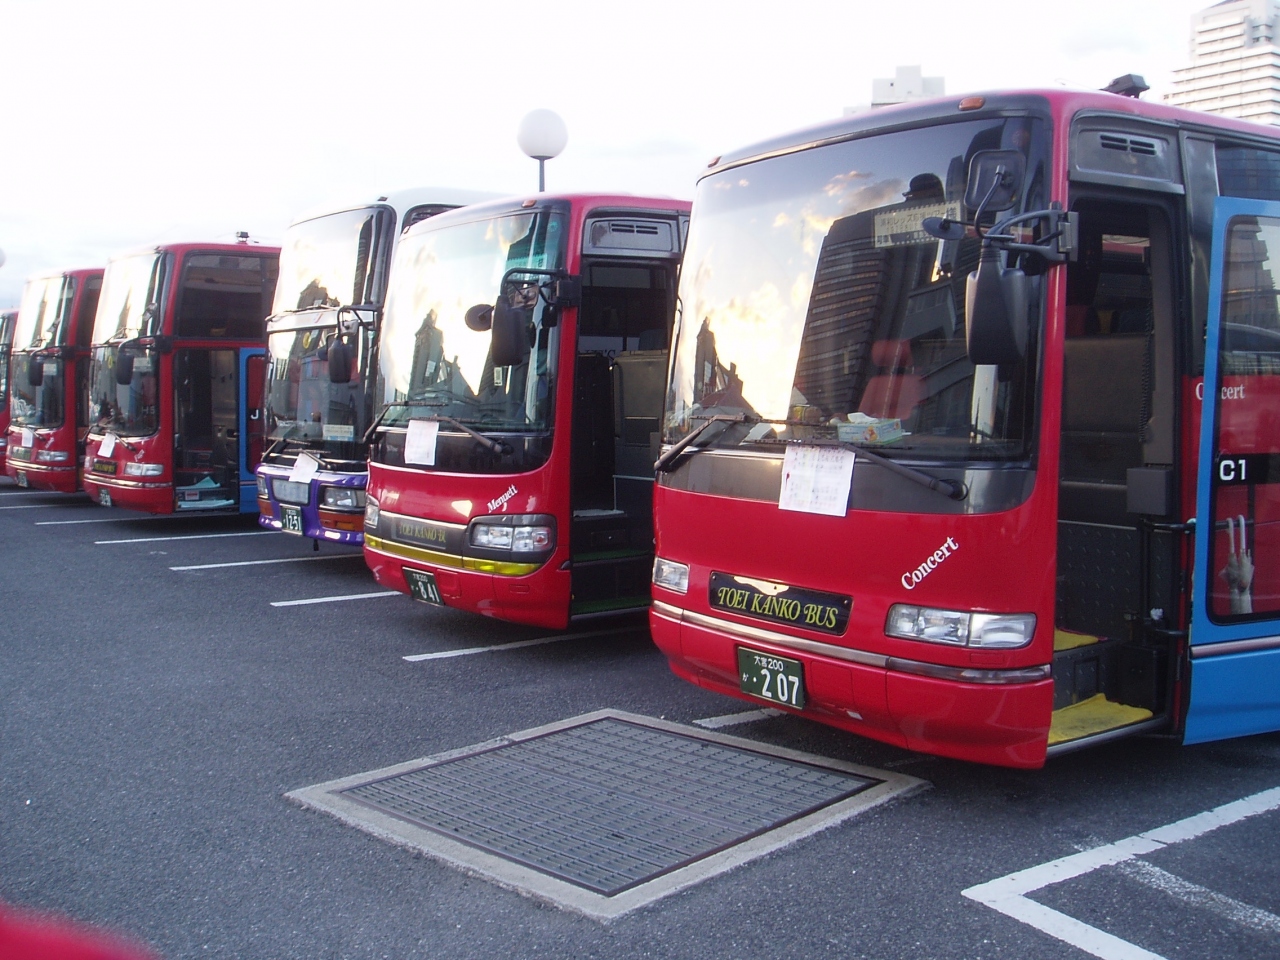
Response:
[1166, 0, 1280, 125]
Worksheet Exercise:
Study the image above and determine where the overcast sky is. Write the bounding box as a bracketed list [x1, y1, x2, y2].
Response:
[0, 0, 1210, 304]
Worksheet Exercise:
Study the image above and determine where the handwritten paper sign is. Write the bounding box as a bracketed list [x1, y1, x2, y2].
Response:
[289, 453, 320, 483]
[778, 445, 855, 517]
[404, 419, 440, 466]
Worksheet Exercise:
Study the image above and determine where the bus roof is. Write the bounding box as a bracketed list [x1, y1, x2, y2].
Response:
[286, 187, 503, 228]
[401, 191, 691, 236]
[707, 87, 1280, 178]
[105, 241, 281, 263]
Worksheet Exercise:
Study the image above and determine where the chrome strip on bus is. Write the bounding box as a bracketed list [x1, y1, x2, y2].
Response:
[655, 601, 1051, 686]
[1190, 635, 1280, 658]
[87, 476, 170, 490]
[1044, 715, 1169, 758]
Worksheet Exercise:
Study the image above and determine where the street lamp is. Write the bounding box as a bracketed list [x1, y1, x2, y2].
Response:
[517, 109, 568, 192]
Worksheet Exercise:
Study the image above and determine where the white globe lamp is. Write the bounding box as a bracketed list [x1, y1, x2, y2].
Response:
[517, 109, 568, 192]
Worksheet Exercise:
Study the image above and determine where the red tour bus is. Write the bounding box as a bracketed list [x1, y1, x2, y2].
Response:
[5, 269, 103, 491]
[650, 86, 1280, 768]
[0, 308, 16, 471]
[364, 193, 690, 627]
[82, 242, 279, 513]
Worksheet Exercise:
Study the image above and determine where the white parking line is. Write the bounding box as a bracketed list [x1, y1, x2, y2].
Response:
[963, 785, 1280, 960]
[95, 531, 275, 545]
[173, 555, 360, 571]
[0, 503, 79, 511]
[271, 590, 397, 607]
[0, 489, 87, 497]
[693, 708, 782, 729]
[1117, 860, 1280, 935]
[37, 516, 170, 525]
[402, 627, 635, 662]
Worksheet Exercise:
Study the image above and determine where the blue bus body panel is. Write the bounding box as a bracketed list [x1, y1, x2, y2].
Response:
[1187, 196, 1280, 743]
[239, 348, 265, 513]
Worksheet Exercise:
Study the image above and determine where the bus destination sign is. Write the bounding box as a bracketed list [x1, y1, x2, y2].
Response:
[709, 572, 851, 635]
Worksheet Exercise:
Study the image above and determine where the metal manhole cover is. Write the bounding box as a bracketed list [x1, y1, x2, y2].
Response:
[288, 710, 925, 919]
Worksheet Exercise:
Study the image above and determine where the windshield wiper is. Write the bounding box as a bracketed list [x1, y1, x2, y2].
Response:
[364, 400, 511, 455]
[654, 413, 753, 473]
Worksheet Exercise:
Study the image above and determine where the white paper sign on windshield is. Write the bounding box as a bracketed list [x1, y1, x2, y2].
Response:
[778, 445, 855, 517]
[21, 428, 35, 448]
[404, 419, 440, 466]
[99, 433, 117, 456]
[289, 453, 320, 483]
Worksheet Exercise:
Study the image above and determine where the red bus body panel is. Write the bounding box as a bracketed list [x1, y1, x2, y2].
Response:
[5, 269, 103, 493]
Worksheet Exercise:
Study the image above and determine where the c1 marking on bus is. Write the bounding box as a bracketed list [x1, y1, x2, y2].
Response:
[901, 537, 959, 590]
[487, 484, 518, 512]
[1219, 457, 1248, 483]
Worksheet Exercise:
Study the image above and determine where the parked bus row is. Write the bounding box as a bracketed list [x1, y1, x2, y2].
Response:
[6, 86, 1280, 769]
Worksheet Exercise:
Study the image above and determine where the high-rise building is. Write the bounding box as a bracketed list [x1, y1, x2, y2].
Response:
[1166, 0, 1280, 125]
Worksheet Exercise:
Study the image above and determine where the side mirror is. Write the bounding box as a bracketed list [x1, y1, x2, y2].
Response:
[115, 352, 135, 385]
[491, 299, 530, 368]
[327, 338, 353, 384]
[27, 360, 44, 387]
[965, 151, 1026, 215]
[464, 304, 493, 331]
[965, 246, 1028, 365]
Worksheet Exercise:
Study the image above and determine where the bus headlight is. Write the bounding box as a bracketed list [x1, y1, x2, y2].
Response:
[321, 486, 367, 510]
[256, 475, 269, 499]
[36, 449, 70, 463]
[364, 496, 380, 529]
[652, 557, 689, 594]
[124, 461, 163, 476]
[469, 515, 555, 554]
[886, 605, 1035, 649]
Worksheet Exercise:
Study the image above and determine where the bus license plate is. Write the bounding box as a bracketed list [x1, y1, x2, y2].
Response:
[14, 472, 28, 487]
[281, 505, 303, 535]
[97, 487, 112, 507]
[737, 647, 806, 709]
[404, 568, 443, 605]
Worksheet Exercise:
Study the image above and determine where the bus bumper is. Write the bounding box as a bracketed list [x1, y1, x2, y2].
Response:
[363, 534, 571, 629]
[651, 600, 1053, 769]
[5, 459, 79, 493]
[81, 475, 174, 513]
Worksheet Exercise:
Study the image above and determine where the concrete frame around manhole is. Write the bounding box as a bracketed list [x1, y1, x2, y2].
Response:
[285, 709, 928, 921]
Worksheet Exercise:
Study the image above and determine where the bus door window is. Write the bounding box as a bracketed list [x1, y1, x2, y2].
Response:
[173, 349, 238, 497]
[1055, 199, 1176, 725]
[1207, 216, 1280, 621]
[571, 259, 676, 605]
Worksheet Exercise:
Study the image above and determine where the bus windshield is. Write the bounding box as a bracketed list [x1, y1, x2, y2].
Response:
[10, 276, 75, 429]
[273, 207, 379, 314]
[89, 343, 158, 437]
[92, 253, 163, 344]
[264, 325, 367, 459]
[668, 117, 1046, 462]
[378, 209, 566, 434]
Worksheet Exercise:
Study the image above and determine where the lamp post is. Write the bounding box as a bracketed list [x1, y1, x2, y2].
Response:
[517, 109, 568, 192]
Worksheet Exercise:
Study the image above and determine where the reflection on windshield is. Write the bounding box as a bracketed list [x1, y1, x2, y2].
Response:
[92, 253, 163, 344]
[264, 326, 366, 456]
[89, 344, 159, 437]
[378, 210, 565, 432]
[10, 355, 65, 428]
[14, 275, 73, 350]
[273, 208, 379, 313]
[669, 117, 1044, 462]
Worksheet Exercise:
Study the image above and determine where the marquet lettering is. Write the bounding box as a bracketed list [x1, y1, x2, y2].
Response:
[487, 484, 518, 512]
[901, 537, 959, 590]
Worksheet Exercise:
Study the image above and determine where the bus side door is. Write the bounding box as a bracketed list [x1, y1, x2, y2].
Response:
[1188, 196, 1280, 743]
[240, 349, 266, 512]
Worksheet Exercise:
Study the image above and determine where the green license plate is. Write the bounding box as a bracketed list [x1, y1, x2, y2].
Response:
[281, 505, 303, 535]
[404, 567, 443, 605]
[14, 472, 28, 487]
[97, 487, 112, 507]
[737, 647, 806, 709]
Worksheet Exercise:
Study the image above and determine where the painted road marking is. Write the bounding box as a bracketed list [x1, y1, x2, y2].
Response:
[0, 489, 88, 497]
[1117, 860, 1280, 935]
[403, 627, 636, 662]
[173, 555, 362, 571]
[95, 531, 275, 545]
[694, 708, 782, 729]
[0, 503, 86, 511]
[963, 785, 1280, 960]
[271, 591, 398, 608]
[38, 516, 170, 525]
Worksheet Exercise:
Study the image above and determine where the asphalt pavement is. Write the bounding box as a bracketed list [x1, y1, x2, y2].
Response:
[3, 480, 1279, 960]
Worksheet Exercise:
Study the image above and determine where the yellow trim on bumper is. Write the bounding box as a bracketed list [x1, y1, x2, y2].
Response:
[365, 533, 543, 577]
